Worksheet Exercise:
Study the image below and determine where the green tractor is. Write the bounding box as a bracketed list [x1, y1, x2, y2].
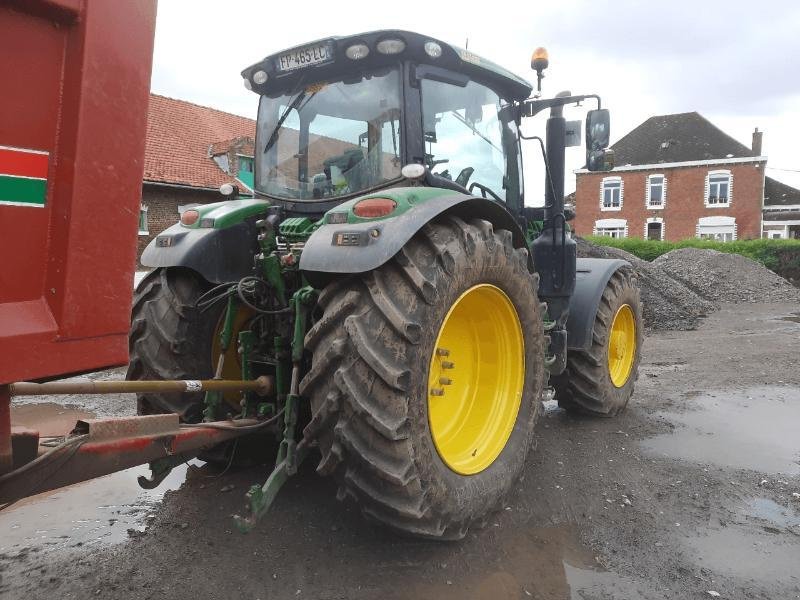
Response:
[130, 31, 642, 538]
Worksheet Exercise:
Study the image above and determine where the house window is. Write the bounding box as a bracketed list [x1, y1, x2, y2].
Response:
[705, 170, 732, 206]
[645, 217, 664, 241]
[646, 174, 666, 208]
[138, 205, 148, 235]
[594, 218, 628, 238]
[237, 155, 255, 189]
[697, 216, 736, 241]
[600, 177, 623, 211]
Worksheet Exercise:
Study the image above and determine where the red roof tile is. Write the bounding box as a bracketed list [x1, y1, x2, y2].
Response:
[144, 94, 255, 190]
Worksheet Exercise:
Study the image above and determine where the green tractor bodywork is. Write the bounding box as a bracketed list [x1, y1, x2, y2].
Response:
[135, 30, 639, 535]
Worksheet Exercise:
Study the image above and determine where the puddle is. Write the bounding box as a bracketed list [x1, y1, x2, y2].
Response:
[743, 497, 800, 531]
[1, 401, 203, 576]
[407, 526, 648, 600]
[642, 386, 800, 474]
[0, 461, 196, 554]
[777, 312, 800, 324]
[686, 526, 800, 583]
[11, 402, 93, 436]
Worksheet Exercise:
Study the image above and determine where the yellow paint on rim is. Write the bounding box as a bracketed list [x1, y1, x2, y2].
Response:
[608, 304, 636, 388]
[427, 284, 525, 475]
[211, 307, 255, 409]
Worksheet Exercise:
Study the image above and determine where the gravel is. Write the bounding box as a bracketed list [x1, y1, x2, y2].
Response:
[653, 247, 800, 304]
[575, 239, 800, 331]
[575, 238, 714, 331]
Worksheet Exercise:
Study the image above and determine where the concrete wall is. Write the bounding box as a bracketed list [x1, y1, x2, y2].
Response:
[573, 161, 765, 241]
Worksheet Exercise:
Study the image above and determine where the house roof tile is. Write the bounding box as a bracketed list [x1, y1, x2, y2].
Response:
[610, 112, 757, 166]
[764, 176, 800, 207]
[144, 94, 255, 190]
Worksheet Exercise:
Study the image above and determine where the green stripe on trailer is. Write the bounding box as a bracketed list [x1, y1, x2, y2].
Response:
[0, 174, 47, 207]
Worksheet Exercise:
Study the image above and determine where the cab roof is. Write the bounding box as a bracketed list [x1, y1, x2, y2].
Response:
[242, 30, 533, 101]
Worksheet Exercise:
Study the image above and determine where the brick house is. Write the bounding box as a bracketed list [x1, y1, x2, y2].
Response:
[138, 94, 255, 264]
[572, 112, 793, 242]
[763, 177, 800, 239]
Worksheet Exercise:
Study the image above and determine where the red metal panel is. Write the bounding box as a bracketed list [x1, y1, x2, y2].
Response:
[0, 1, 157, 384]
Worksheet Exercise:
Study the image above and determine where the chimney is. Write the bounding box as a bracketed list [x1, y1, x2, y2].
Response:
[752, 127, 763, 156]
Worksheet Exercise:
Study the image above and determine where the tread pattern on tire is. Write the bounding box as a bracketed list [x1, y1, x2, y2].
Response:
[300, 216, 545, 539]
[127, 268, 214, 422]
[552, 266, 643, 416]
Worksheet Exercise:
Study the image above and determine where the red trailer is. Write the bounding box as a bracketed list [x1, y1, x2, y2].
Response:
[0, 0, 157, 385]
[0, 0, 155, 474]
[0, 3, 267, 502]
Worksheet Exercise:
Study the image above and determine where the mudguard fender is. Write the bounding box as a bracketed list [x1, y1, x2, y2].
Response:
[566, 258, 631, 351]
[140, 220, 260, 284]
[299, 191, 531, 287]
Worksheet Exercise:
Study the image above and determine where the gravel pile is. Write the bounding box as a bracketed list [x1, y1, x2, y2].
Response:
[653, 248, 800, 304]
[575, 239, 714, 331]
[575, 239, 800, 331]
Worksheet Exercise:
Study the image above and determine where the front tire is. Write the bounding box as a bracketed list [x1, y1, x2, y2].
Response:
[552, 266, 643, 416]
[300, 217, 546, 539]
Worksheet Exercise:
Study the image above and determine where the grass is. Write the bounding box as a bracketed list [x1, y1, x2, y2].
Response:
[584, 236, 800, 271]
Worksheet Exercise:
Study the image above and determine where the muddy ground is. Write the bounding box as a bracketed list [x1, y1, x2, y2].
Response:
[2, 302, 799, 600]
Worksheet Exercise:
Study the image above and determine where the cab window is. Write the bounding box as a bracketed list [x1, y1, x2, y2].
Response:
[421, 78, 518, 203]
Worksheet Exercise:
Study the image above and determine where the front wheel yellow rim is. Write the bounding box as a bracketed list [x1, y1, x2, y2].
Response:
[608, 304, 636, 388]
[427, 284, 525, 475]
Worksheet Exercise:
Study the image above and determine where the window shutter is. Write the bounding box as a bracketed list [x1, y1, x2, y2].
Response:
[645, 175, 650, 207]
[599, 180, 604, 209]
[704, 173, 710, 206]
[619, 179, 625, 208]
[728, 172, 734, 206]
[662, 176, 667, 208]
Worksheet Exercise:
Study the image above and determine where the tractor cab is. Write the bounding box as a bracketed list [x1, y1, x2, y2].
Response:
[242, 31, 533, 214]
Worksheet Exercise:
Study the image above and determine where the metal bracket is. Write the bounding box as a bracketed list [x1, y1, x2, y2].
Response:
[232, 442, 308, 532]
[137, 453, 188, 489]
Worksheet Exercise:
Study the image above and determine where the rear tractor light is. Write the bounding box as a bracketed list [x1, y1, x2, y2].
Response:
[353, 197, 397, 218]
[376, 39, 406, 55]
[345, 44, 369, 60]
[180, 209, 200, 226]
[424, 41, 442, 58]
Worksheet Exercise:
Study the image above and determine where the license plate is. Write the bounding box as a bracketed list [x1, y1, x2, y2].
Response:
[276, 43, 334, 72]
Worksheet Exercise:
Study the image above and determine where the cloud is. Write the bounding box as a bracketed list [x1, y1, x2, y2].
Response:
[150, 0, 800, 197]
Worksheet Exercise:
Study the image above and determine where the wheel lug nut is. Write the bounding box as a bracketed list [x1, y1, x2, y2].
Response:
[436, 348, 450, 357]
[441, 361, 455, 369]
[430, 388, 445, 396]
[439, 377, 453, 386]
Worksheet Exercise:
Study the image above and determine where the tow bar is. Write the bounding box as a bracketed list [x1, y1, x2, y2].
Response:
[0, 377, 273, 507]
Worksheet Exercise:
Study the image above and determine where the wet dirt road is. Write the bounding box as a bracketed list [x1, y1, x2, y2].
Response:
[1, 302, 799, 599]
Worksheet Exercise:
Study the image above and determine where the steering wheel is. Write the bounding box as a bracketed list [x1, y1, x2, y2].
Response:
[468, 181, 502, 202]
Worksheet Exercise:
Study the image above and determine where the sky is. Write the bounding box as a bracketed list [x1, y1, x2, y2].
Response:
[150, 0, 800, 204]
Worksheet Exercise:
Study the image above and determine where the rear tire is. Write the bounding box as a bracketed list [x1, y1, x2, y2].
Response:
[127, 268, 218, 423]
[552, 266, 642, 416]
[300, 217, 546, 539]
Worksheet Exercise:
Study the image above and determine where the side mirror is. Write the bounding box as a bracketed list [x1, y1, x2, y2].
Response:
[586, 109, 612, 172]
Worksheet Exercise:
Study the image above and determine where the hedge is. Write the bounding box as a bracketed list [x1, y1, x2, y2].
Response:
[583, 236, 800, 275]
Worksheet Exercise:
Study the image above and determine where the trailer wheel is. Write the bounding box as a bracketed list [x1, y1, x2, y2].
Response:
[127, 268, 250, 423]
[300, 217, 546, 539]
[552, 267, 642, 416]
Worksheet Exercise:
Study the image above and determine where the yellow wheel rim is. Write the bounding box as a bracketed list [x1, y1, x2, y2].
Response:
[211, 307, 255, 409]
[608, 304, 636, 388]
[427, 284, 525, 475]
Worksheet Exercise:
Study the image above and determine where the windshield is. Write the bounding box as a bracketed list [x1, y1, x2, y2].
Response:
[421, 78, 520, 203]
[255, 68, 402, 200]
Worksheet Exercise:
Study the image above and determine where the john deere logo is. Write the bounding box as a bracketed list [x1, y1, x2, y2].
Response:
[0, 145, 49, 208]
